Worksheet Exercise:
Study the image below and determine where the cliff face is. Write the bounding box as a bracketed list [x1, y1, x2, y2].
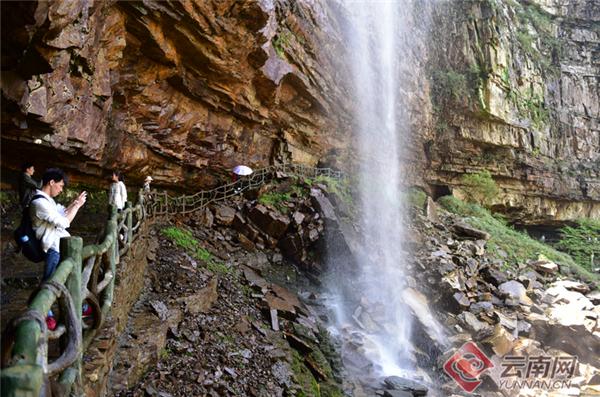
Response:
[425, 0, 600, 223]
[1, 0, 598, 223]
[1, 0, 352, 188]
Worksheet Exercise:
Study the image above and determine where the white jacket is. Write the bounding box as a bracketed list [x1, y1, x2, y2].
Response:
[109, 181, 128, 210]
[30, 190, 70, 252]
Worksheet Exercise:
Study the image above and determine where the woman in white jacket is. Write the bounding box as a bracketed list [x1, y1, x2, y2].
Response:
[109, 170, 127, 210]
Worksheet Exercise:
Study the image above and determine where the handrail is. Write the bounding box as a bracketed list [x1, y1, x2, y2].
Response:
[0, 164, 343, 396]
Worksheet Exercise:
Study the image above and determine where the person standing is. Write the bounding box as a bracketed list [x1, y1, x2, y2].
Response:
[108, 171, 128, 211]
[18, 162, 41, 209]
[30, 168, 87, 281]
[143, 175, 153, 193]
[31, 168, 86, 329]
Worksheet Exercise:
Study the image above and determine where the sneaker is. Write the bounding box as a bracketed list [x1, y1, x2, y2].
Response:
[82, 302, 92, 317]
[46, 316, 57, 331]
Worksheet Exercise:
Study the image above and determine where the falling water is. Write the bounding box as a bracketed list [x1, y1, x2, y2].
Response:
[351, 0, 413, 375]
[325, 0, 442, 381]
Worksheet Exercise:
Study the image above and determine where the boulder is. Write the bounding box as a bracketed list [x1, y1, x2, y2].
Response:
[242, 265, 269, 291]
[248, 205, 290, 239]
[237, 233, 256, 251]
[402, 288, 448, 347]
[453, 292, 471, 308]
[480, 266, 508, 286]
[493, 310, 517, 331]
[177, 277, 218, 314]
[383, 376, 428, 396]
[425, 197, 440, 223]
[279, 234, 304, 262]
[292, 211, 305, 225]
[214, 205, 236, 225]
[552, 280, 590, 294]
[529, 259, 559, 274]
[310, 189, 337, 221]
[483, 324, 515, 356]
[457, 311, 491, 334]
[498, 281, 532, 306]
[470, 301, 494, 315]
[451, 223, 491, 240]
[587, 290, 600, 305]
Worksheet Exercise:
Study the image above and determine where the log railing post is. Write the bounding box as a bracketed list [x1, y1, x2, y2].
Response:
[125, 202, 133, 245]
[104, 205, 118, 314]
[58, 236, 83, 395]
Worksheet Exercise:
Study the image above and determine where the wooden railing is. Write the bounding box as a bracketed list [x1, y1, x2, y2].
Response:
[146, 163, 343, 217]
[0, 164, 343, 396]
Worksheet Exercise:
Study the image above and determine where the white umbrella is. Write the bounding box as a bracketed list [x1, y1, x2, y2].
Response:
[232, 165, 253, 176]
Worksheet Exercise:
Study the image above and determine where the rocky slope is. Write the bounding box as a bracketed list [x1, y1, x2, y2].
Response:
[93, 176, 599, 397]
[1, 0, 598, 223]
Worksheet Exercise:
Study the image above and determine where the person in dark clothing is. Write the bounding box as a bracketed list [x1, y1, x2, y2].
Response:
[18, 162, 41, 209]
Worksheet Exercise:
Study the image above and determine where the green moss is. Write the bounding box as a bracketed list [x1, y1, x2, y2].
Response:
[258, 191, 292, 213]
[437, 196, 598, 282]
[206, 260, 231, 275]
[403, 188, 427, 209]
[290, 350, 320, 397]
[161, 227, 230, 273]
[272, 31, 293, 59]
[313, 175, 354, 211]
[430, 63, 490, 113]
[161, 227, 198, 251]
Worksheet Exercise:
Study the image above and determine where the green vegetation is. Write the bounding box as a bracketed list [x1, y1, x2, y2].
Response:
[404, 188, 427, 209]
[62, 184, 109, 214]
[161, 226, 230, 274]
[272, 31, 292, 59]
[0, 191, 16, 208]
[512, 1, 561, 75]
[313, 175, 354, 210]
[438, 196, 598, 281]
[430, 61, 489, 112]
[460, 170, 499, 208]
[290, 350, 320, 397]
[556, 219, 600, 272]
[258, 178, 313, 213]
[259, 191, 292, 213]
[431, 69, 469, 104]
[504, 82, 550, 129]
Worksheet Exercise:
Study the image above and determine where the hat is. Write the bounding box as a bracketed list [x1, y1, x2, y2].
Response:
[145, 176, 153, 182]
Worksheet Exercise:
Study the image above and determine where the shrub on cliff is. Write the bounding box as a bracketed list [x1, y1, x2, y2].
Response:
[460, 170, 499, 208]
[556, 219, 600, 272]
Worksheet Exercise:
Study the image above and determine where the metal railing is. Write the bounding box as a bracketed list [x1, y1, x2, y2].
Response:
[0, 164, 343, 396]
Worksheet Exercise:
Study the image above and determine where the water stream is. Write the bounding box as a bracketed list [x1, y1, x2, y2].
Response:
[325, 0, 445, 387]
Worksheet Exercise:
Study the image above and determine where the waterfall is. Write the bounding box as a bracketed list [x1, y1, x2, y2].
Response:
[325, 0, 440, 382]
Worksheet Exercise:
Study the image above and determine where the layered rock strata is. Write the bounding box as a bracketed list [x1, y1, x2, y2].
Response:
[1, 0, 598, 223]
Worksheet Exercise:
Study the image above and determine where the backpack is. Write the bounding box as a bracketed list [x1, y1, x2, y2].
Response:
[14, 194, 47, 263]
